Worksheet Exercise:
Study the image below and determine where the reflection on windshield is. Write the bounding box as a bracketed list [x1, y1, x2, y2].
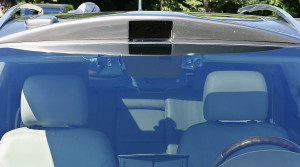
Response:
[0, 46, 300, 166]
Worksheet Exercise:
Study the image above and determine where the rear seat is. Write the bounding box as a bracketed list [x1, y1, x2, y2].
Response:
[165, 87, 204, 154]
[87, 83, 204, 155]
[116, 87, 166, 155]
[114, 87, 204, 155]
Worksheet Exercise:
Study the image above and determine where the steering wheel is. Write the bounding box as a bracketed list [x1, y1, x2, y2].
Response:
[211, 136, 300, 167]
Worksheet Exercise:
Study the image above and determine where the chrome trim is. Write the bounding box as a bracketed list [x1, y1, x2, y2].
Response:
[18, 4, 43, 15]
[238, 4, 300, 33]
[0, 3, 43, 29]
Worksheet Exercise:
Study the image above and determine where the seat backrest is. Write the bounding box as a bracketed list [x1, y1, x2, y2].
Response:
[165, 87, 204, 154]
[115, 85, 205, 155]
[177, 71, 288, 167]
[0, 75, 116, 167]
[116, 87, 166, 155]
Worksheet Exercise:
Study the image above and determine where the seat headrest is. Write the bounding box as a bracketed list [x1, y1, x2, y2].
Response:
[203, 71, 268, 121]
[21, 75, 88, 127]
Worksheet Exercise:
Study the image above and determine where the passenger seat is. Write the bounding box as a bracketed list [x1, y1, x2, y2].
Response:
[0, 75, 116, 167]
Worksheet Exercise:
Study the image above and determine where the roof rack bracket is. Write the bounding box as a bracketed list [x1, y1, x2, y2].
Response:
[238, 4, 300, 33]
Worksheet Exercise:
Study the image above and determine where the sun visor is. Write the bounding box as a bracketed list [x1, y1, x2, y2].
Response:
[123, 56, 182, 78]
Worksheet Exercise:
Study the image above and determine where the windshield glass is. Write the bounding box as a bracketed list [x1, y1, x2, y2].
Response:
[1, 45, 300, 166]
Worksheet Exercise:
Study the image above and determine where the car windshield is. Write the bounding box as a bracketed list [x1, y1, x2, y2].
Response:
[1, 44, 300, 166]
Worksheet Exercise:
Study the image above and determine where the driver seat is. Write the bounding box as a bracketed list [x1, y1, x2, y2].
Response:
[0, 75, 116, 167]
[177, 71, 289, 167]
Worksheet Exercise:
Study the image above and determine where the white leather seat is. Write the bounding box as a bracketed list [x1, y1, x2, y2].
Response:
[0, 75, 116, 167]
[177, 71, 288, 167]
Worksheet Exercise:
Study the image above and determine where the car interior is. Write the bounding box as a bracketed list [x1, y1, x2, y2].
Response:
[0, 52, 299, 167]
